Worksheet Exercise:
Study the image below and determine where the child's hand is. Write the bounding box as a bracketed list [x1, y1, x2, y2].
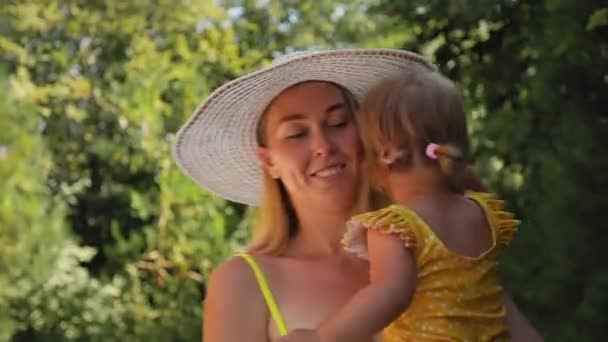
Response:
[277, 329, 320, 342]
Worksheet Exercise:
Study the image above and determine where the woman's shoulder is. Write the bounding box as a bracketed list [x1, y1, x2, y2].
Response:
[208, 253, 281, 292]
[206, 255, 266, 303]
[204, 255, 271, 340]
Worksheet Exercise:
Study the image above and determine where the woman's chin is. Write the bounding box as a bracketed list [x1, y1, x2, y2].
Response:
[310, 187, 359, 210]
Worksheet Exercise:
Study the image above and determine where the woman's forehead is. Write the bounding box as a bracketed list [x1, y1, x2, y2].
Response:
[267, 82, 345, 119]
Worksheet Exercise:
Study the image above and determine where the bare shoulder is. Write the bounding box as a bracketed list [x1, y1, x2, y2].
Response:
[204, 255, 269, 341]
[460, 194, 489, 223]
[206, 255, 268, 311]
[208, 256, 259, 291]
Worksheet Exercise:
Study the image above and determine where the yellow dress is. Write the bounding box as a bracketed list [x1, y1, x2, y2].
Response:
[342, 192, 518, 342]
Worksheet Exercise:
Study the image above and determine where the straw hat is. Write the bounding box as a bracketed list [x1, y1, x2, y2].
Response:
[173, 48, 436, 206]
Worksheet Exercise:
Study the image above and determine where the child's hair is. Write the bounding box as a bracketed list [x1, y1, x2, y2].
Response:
[357, 70, 470, 193]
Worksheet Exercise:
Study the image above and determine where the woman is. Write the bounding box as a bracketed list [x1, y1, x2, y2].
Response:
[173, 49, 539, 341]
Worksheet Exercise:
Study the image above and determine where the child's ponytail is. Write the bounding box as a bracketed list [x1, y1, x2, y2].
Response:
[426, 143, 467, 193]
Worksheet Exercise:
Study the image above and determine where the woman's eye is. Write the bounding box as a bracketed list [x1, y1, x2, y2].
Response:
[327, 112, 351, 128]
[286, 131, 306, 139]
[329, 121, 348, 128]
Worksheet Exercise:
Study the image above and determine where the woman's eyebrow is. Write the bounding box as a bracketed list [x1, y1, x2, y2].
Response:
[277, 113, 306, 124]
[325, 102, 346, 114]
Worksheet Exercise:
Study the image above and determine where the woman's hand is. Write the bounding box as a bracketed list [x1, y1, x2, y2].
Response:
[277, 329, 320, 342]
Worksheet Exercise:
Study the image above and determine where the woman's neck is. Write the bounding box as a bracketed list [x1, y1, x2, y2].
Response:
[284, 208, 352, 258]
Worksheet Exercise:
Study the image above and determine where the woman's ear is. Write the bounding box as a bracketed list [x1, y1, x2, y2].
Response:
[256, 147, 280, 179]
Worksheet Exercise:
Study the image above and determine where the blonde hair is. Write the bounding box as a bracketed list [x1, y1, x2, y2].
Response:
[245, 172, 298, 255]
[247, 82, 367, 256]
[357, 70, 470, 193]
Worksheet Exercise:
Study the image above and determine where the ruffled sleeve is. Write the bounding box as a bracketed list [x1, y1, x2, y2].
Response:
[342, 205, 418, 260]
[466, 192, 519, 247]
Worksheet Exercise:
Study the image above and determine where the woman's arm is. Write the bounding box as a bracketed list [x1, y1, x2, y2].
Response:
[502, 292, 544, 342]
[203, 257, 269, 341]
[318, 230, 416, 342]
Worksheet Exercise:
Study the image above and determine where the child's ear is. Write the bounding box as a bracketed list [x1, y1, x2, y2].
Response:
[380, 145, 406, 166]
[256, 147, 280, 179]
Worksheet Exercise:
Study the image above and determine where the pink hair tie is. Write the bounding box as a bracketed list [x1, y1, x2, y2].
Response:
[425, 143, 440, 160]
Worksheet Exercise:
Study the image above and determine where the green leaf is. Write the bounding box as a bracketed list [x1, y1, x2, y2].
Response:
[587, 8, 608, 30]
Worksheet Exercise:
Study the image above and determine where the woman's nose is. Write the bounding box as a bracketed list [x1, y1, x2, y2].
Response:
[312, 131, 334, 156]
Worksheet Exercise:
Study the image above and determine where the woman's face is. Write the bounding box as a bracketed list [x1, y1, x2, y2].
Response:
[257, 82, 363, 211]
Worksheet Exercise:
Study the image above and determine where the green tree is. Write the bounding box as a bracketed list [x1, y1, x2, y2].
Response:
[0, 0, 246, 339]
[0, 72, 139, 341]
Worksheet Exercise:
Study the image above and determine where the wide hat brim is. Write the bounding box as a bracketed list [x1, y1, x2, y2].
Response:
[173, 49, 436, 206]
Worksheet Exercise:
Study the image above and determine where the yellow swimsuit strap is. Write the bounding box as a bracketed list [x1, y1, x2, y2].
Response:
[235, 253, 288, 336]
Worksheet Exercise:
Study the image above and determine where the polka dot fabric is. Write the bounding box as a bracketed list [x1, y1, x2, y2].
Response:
[342, 192, 519, 341]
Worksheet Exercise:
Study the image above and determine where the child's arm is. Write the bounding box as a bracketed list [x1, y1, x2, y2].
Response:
[318, 230, 416, 342]
[502, 292, 544, 342]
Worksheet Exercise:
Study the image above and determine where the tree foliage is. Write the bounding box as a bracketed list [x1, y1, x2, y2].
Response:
[0, 0, 605, 340]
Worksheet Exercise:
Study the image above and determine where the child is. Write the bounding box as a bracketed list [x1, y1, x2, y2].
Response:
[314, 70, 543, 341]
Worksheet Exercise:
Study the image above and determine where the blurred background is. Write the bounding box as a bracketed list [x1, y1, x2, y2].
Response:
[0, 0, 606, 341]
